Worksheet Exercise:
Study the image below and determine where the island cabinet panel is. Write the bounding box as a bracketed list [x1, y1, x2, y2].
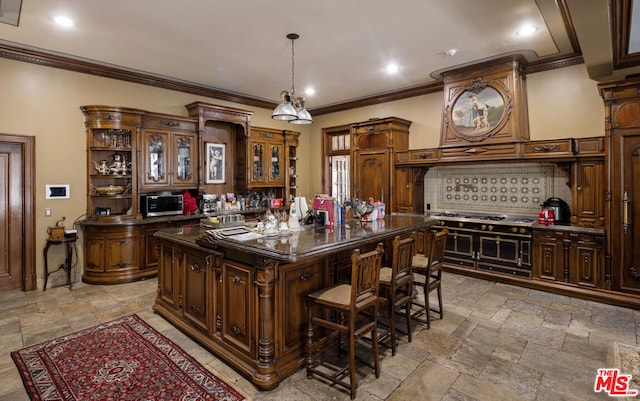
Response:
[279, 259, 327, 354]
[153, 215, 436, 390]
[222, 261, 254, 356]
[183, 249, 213, 333]
[158, 241, 180, 311]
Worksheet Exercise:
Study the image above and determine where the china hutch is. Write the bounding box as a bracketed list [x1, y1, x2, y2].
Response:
[237, 126, 300, 203]
[80, 102, 298, 285]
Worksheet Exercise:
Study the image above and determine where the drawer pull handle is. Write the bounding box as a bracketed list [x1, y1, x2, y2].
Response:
[231, 275, 241, 284]
[164, 120, 180, 127]
[190, 264, 201, 272]
[531, 145, 560, 153]
[300, 274, 309, 281]
[190, 305, 201, 315]
[419, 152, 432, 159]
[232, 326, 242, 335]
[117, 240, 130, 245]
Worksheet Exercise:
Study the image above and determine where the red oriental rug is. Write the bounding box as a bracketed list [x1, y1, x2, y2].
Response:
[11, 314, 246, 401]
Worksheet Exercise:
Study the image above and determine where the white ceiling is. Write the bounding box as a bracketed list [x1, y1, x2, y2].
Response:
[0, 0, 628, 111]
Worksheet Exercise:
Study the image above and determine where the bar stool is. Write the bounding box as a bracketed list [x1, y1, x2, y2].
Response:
[378, 232, 416, 355]
[411, 227, 448, 328]
[305, 243, 384, 400]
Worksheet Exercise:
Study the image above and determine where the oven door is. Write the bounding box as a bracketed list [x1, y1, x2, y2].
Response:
[476, 233, 532, 277]
[443, 227, 475, 268]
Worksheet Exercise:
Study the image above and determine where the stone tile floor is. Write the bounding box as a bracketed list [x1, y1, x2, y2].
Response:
[1, 273, 637, 400]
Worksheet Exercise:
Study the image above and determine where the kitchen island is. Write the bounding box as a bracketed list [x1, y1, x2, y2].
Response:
[152, 214, 436, 390]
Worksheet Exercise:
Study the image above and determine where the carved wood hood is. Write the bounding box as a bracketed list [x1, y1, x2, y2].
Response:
[440, 55, 530, 148]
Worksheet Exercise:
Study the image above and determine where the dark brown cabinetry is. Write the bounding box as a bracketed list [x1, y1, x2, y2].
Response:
[81, 218, 199, 285]
[352, 117, 410, 211]
[237, 127, 300, 205]
[600, 78, 640, 295]
[222, 261, 254, 355]
[572, 160, 605, 228]
[82, 224, 145, 284]
[533, 227, 604, 289]
[140, 113, 198, 190]
[183, 248, 213, 333]
[81, 106, 142, 221]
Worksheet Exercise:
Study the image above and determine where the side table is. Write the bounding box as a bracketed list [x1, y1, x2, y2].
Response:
[43, 235, 77, 291]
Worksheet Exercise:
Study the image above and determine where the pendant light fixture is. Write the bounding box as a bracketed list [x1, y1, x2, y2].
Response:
[272, 33, 312, 124]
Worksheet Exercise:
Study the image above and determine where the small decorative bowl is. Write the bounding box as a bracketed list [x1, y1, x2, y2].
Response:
[92, 184, 126, 196]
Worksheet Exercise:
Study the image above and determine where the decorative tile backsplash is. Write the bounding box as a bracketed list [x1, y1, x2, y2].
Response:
[424, 162, 572, 216]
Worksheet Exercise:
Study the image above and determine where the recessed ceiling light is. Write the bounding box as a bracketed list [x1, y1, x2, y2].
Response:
[446, 49, 457, 57]
[385, 63, 399, 74]
[305, 87, 315, 96]
[516, 24, 538, 37]
[53, 15, 74, 28]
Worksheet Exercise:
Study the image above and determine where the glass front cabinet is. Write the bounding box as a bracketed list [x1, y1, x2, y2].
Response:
[140, 114, 198, 190]
[81, 105, 143, 221]
[247, 128, 285, 187]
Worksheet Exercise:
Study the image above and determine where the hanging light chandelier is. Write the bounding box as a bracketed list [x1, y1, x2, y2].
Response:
[272, 33, 312, 125]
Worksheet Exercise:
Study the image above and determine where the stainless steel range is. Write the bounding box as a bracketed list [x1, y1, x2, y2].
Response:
[431, 212, 535, 278]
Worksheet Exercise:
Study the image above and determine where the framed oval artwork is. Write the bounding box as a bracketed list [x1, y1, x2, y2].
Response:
[451, 86, 504, 140]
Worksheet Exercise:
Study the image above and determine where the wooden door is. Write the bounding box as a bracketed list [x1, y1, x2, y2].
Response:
[0, 142, 23, 290]
[612, 134, 640, 293]
[356, 150, 388, 202]
[0, 135, 35, 291]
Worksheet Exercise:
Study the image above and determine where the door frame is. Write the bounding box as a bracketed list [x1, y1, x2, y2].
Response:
[1, 133, 36, 291]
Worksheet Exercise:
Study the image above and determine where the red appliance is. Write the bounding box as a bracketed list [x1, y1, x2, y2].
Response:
[538, 208, 555, 225]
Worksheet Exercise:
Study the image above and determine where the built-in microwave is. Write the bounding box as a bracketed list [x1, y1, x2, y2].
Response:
[141, 194, 184, 217]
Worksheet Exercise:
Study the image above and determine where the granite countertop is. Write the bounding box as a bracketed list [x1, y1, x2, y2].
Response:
[532, 222, 605, 235]
[155, 214, 438, 263]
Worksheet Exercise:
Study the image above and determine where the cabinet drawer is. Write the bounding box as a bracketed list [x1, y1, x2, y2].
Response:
[439, 143, 518, 161]
[575, 137, 605, 156]
[396, 149, 440, 165]
[84, 110, 140, 126]
[142, 115, 197, 132]
[522, 139, 574, 158]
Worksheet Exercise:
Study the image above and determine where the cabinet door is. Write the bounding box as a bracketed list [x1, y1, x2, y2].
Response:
[222, 261, 253, 355]
[172, 132, 197, 187]
[569, 233, 603, 288]
[356, 150, 389, 202]
[141, 130, 170, 188]
[268, 143, 284, 184]
[158, 241, 180, 310]
[395, 167, 413, 212]
[533, 231, 563, 281]
[183, 249, 211, 332]
[251, 142, 266, 184]
[84, 237, 105, 272]
[106, 235, 141, 271]
[573, 160, 605, 228]
[280, 261, 325, 353]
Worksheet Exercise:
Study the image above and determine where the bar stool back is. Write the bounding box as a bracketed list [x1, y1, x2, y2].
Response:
[305, 243, 384, 399]
[378, 232, 416, 355]
[411, 227, 448, 328]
